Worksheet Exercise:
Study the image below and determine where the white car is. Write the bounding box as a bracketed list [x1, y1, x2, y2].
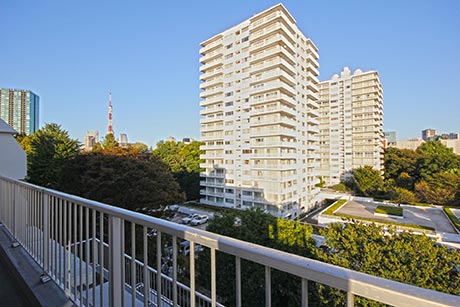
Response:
[181, 214, 199, 224]
[191, 215, 209, 226]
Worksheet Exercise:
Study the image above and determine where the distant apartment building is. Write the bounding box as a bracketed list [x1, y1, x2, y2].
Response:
[395, 138, 425, 151]
[84, 130, 99, 151]
[199, 4, 321, 218]
[318, 67, 384, 185]
[422, 128, 436, 141]
[440, 139, 460, 155]
[384, 131, 396, 148]
[0, 88, 39, 135]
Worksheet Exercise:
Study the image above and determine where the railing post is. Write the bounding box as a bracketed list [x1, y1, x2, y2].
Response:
[43, 192, 50, 272]
[13, 184, 20, 239]
[109, 216, 123, 307]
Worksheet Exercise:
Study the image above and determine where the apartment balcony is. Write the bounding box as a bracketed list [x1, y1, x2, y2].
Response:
[199, 77, 223, 90]
[251, 45, 295, 66]
[199, 48, 223, 64]
[199, 86, 224, 99]
[199, 68, 223, 81]
[251, 58, 296, 79]
[252, 92, 296, 108]
[250, 116, 297, 128]
[1, 176, 458, 307]
[251, 67, 296, 87]
[251, 80, 296, 96]
[199, 36, 223, 54]
[251, 126, 297, 138]
[199, 57, 223, 72]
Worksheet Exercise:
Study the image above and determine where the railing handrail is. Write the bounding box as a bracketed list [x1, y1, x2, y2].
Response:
[1, 175, 459, 307]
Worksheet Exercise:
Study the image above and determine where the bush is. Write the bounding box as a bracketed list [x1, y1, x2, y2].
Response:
[375, 205, 403, 217]
[331, 183, 349, 192]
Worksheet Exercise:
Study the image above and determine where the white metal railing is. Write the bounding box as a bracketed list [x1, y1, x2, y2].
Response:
[0, 175, 459, 307]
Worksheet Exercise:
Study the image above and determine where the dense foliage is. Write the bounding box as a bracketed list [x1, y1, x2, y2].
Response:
[57, 147, 185, 210]
[347, 141, 460, 206]
[26, 123, 80, 187]
[199, 210, 460, 306]
[153, 140, 203, 200]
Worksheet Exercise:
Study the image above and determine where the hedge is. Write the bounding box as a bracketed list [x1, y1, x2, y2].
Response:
[375, 205, 403, 217]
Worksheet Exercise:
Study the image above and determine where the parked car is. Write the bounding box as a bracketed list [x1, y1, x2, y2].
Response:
[190, 215, 209, 226]
[181, 213, 200, 224]
[180, 241, 204, 256]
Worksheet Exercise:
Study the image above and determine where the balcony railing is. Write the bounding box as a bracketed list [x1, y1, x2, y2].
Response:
[0, 175, 458, 307]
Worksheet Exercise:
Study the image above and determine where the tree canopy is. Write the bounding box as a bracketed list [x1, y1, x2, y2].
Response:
[57, 149, 185, 211]
[27, 123, 80, 188]
[153, 140, 203, 200]
[351, 166, 384, 196]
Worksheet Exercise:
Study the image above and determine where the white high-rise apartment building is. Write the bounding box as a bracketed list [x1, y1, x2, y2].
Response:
[318, 67, 384, 185]
[199, 4, 320, 218]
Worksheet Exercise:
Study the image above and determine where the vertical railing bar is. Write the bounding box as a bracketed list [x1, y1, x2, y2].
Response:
[347, 292, 355, 307]
[63, 199, 67, 292]
[143, 226, 149, 307]
[92, 209, 96, 307]
[50, 196, 54, 278]
[100, 212, 104, 307]
[73, 202, 77, 300]
[121, 219, 125, 306]
[68, 201, 72, 297]
[85, 206, 89, 307]
[131, 222, 136, 307]
[190, 241, 195, 307]
[211, 248, 216, 307]
[235, 256, 241, 307]
[301, 278, 308, 307]
[79, 204, 83, 305]
[265, 266, 271, 307]
[32, 189, 35, 260]
[156, 231, 162, 307]
[43, 192, 49, 272]
[172, 236, 177, 307]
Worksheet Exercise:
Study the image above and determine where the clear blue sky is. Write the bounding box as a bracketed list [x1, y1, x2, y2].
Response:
[1, 0, 459, 146]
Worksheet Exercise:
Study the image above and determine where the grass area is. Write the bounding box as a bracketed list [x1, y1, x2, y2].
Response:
[322, 199, 435, 233]
[323, 199, 347, 215]
[375, 205, 403, 217]
[443, 207, 460, 231]
[333, 213, 435, 233]
[373, 198, 433, 207]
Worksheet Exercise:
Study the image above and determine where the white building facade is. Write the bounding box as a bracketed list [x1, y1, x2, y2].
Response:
[199, 4, 321, 218]
[318, 67, 384, 185]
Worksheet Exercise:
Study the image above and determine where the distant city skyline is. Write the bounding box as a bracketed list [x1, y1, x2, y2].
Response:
[1, 1, 459, 146]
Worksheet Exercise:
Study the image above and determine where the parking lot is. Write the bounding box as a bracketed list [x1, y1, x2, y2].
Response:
[170, 212, 209, 230]
[336, 200, 457, 234]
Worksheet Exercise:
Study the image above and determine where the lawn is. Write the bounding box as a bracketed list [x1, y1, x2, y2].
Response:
[375, 205, 403, 217]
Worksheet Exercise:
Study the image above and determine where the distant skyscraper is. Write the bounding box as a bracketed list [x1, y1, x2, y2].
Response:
[119, 133, 128, 146]
[384, 131, 397, 147]
[84, 130, 99, 151]
[422, 128, 436, 141]
[0, 88, 39, 135]
[108, 91, 114, 135]
[318, 67, 384, 185]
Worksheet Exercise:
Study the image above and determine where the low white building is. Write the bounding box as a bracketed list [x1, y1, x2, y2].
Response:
[0, 118, 26, 179]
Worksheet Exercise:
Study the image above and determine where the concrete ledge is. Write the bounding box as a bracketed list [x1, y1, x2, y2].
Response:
[0, 225, 75, 307]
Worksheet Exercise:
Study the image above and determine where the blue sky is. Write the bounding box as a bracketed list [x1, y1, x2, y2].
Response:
[1, 0, 459, 146]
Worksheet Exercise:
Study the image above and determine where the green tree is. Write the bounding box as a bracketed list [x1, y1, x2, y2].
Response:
[317, 222, 460, 306]
[395, 172, 414, 190]
[393, 187, 417, 204]
[351, 166, 384, 196]
[27, 123, 80, 188]
[57, 151, 185, 211]
[416, 141, 460, 181]
[101, 133, 118, 149]
[153, 140, 203, 200]
[384, 147, 419, 181]
[14, 133, 33, 153]
[197, 209, 316, 307]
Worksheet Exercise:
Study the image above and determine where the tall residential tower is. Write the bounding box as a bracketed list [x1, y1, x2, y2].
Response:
[318, 67, 384, 185]
[0, 88, 39, 135]
[199, 4, 320, 218]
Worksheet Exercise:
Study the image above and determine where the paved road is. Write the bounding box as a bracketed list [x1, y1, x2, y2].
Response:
[337, 200, 456, 233]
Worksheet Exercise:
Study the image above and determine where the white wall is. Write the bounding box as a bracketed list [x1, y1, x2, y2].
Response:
[0, 134, 26, 179]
